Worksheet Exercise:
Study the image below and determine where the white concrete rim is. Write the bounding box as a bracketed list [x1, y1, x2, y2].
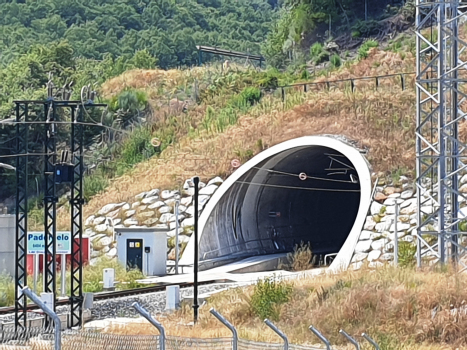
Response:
[180, 135, 372, 272]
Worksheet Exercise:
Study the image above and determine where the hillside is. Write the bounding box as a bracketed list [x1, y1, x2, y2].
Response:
[72, 46, 416, 227]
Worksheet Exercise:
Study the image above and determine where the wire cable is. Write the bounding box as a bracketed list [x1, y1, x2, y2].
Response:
[235, 180, 361, 193]
[251, 166, 357, 184]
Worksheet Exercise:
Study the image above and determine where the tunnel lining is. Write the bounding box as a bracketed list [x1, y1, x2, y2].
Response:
[180, 136, 372, 272]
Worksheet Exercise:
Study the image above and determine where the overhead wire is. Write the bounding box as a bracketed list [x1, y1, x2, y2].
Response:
[235, 181, 360, 193]
[251, 166, 358, 184]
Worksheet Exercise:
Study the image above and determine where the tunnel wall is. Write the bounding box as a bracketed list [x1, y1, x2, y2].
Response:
[180, 136, 372, 272]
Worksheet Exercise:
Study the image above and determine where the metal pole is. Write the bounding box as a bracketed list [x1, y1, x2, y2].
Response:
[309, 325, 331, 350]
[132, 302, 166, 350]
[264, 319, 288, 350]
[34, 254, 38, 293]
[339, 329, 360, 350]
[193, 176, 200, 323]
[175, 199, 180, 275]
[22, 287, 61, 350]
[394, 201, 399, 266]
[362, 333, 381, 350]
[210, 308, 238, 350]
[61, 254, 66, 297]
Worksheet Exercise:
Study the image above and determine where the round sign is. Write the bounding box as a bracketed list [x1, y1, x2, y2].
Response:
[231, 159, 241, 168]
[151, 137, 161, 147]
[299, 172, 307, 181]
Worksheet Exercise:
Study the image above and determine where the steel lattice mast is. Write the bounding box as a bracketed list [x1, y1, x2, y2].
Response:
[416, 0, 467, 267]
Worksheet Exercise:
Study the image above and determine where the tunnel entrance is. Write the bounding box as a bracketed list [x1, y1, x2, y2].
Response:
[180, 136, 372, 271]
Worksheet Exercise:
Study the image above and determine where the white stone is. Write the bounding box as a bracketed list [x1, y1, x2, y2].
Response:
[363, 216, 376, 230]
[388, 231, 408, 240]
[140, 211, 155, 217]
[380, 253, 393, 261]
[185, 206, 194, 217]
[183, 179, 194, 190]
[386, 205, 396, 215]
[199, 185, 218, 196]
[355, 240, 372, 253]
[352, 261, 363, 270]
[388, 193, 401, 198]
[102, 246, 110, 254]
[165, 198, 176, 206]
[371, 239, 386, 250]
[181, 196, 192, 206]
[93, 216, 106, 226]
[459, 207, 467, 219]
[351, 253, 368, 263]
[359, 230, 373, 240]
[370, 232, 384, 240]
[160, 213, 175, 223]
[400, 199, 417, 215]
[384, 197, 398, 206]
[370, 202, 384, 215]
[106, 209, 120, 219]
[125, 210, 136, 218]
[198, 195, 210, 208]
[161, 190, 178, 200]
[131, 202, 140, 209]
[139, 205, 148, 211]
[178, 235, 190, 244]
[401, 189, 414, 199]
[177, 205, 187, 213]
[368, 250, 382, 262]
[155, 224, 169, 230]
[159, 206, 172, 214]
[167, 228, 183, 238]
[149, 201, 165, 209]
[122, 203, 131, 211]
[182, 217, 195, 228]
[146, 189, 160, 198]
[85, 215, 96, 226]
[389, 222, 411, 232]
[135, 192, 147, 200]
[142, 196, 159, 205]
[399, 176, 409, 183]
[113, 218, 121, 225]
[98, 203, 121, 216]
[461, 174, 467, 185]
[385, 242, 394, 251]
[84, 228, 95, 237]
[124, 218, 139, 226]
[106, 248, 117, 258]
[375, 221, 391, 232]
[98, 236, 112, 247]
[95, 224, 109, 233]
[402, 235, 414, 243]
[421, 206, 435, 215]
[208, 177, 223, 186]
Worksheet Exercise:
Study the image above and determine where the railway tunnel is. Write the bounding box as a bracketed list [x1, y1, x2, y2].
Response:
[180, 136, 372, 272]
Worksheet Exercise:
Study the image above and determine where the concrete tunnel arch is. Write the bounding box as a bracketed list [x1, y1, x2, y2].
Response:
[180, 135, 372, 272]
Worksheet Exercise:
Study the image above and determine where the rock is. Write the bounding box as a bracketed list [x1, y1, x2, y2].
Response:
[383, 187, 397, 195]
[185, 206, 194, 217]
[149, 201, 166, 210]
[95, 224, 109, 233]
[421, 206, 435, 215]
[178, 235, 190, 244]
[177, 205, 187, 213]
[401, 189, 414, 199]
[93, 216, 106, 226]
[140, 211, 155, 217]
[165, 198, 176, 206]
[374, 192, 387, 202]
[85, 215, 96, 226]
[355, 240, 372, 253]
[159, 206, 172, 214]
[399, 176, 409, 183]
[124, 218, 139, 226]
[380, 253, 393, 261]
[167, 249, 176, 261]
[160, 213, 175, 223]
[461, 174, 467, 185]
[352, 261, 363, 270]
[143, 218, 159, 226]
[146, 189, 160, 198]
[102, 246, 110, 254]
[181, 196, 192, 206]
[371, 202, 384, 216]
[375, 221, 392, 232]
[208, 177, 223, 186]
[113, 218, 121, 225]
[122, 203, 131, 211]
[401, 202, 417, 215]
[371, 239, 386, 251]
[363, 217, 376, 231]
[125, 210, 136, 218]
[182, 217, 195, 228]
[135, 192, 147, 200]
[98, 203, 123, 216]
[461, 184, 467, 193]
[91, 251, 101, 259]
[199, 185, 218, 196]
[155, 224, 169, 230]
[351, 253, 368, 263]
[198, 195, 210, 208]
[98, 236, 112, 247]
[384, 197, 398, 206]
[368, 250, 382, 262]
[402, 235, 414, 243]
[388, 231, 408, 240]
[385, 242, 394, 251]
[142, 196, 159, 205]
[183, 179, 194, 190]
[132, 202, 140, 209]
[400, 198, 416, 209]
[359, 230, 373, 240]
[167, 228, 183, 238]
[398, 215, 411, 223]
[106, 248, 117, 258]
[161, 190, 178, 200]
[386, 205, 396, 215]
[84, 228, 95, 237]
[107, 208, 121, 219]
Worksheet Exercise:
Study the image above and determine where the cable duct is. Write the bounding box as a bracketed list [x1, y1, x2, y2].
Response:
[180, 136, 372, 272]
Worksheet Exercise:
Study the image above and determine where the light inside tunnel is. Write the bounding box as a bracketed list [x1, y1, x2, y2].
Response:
[199, 146, 361, 262]
[180, 136, 372, 271]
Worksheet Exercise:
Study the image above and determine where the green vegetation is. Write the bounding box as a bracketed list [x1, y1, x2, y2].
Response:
[358, 39, 379, 60]
[250, 276, 292, 320]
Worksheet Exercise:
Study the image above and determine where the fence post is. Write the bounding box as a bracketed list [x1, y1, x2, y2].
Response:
[362, 333, 381, 350]
[375, 77, 379, 90]
[394, 200, 400, 266]
[132, 302, 166, 350]
[281, 87, 285, 103]
[339, 329, 360, 350]
[264, 319, 288, 350]
[210, 308, 238, 350]
[304, 84, 307, 93]
[351, 79, 355, 92]
[22, 287, 61, 350]
[400, 74, 405, 90]
[309, 325, 331, 350]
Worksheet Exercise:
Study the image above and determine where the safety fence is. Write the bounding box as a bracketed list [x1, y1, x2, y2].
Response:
[0, 288, 382, 350]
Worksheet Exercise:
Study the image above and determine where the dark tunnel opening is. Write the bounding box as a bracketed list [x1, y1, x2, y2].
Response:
[199, 146, 361, 264]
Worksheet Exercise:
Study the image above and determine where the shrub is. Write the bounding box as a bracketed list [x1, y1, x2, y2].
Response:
[310, 42, 329, 65]
[0, 274, 14, 307]
[330, 54, 341, 68]
[250, 276, 292, 320]
[398, 241, 416, 268]
[358, 39, 379, 60]
[282, 241, 313, 271]
[237, 87, 262, 107]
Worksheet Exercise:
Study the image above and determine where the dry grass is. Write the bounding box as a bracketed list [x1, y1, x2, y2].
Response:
[102, 266, 467, 350]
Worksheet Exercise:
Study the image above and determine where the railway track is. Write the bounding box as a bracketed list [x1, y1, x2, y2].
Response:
[0, 279, 229, 316]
